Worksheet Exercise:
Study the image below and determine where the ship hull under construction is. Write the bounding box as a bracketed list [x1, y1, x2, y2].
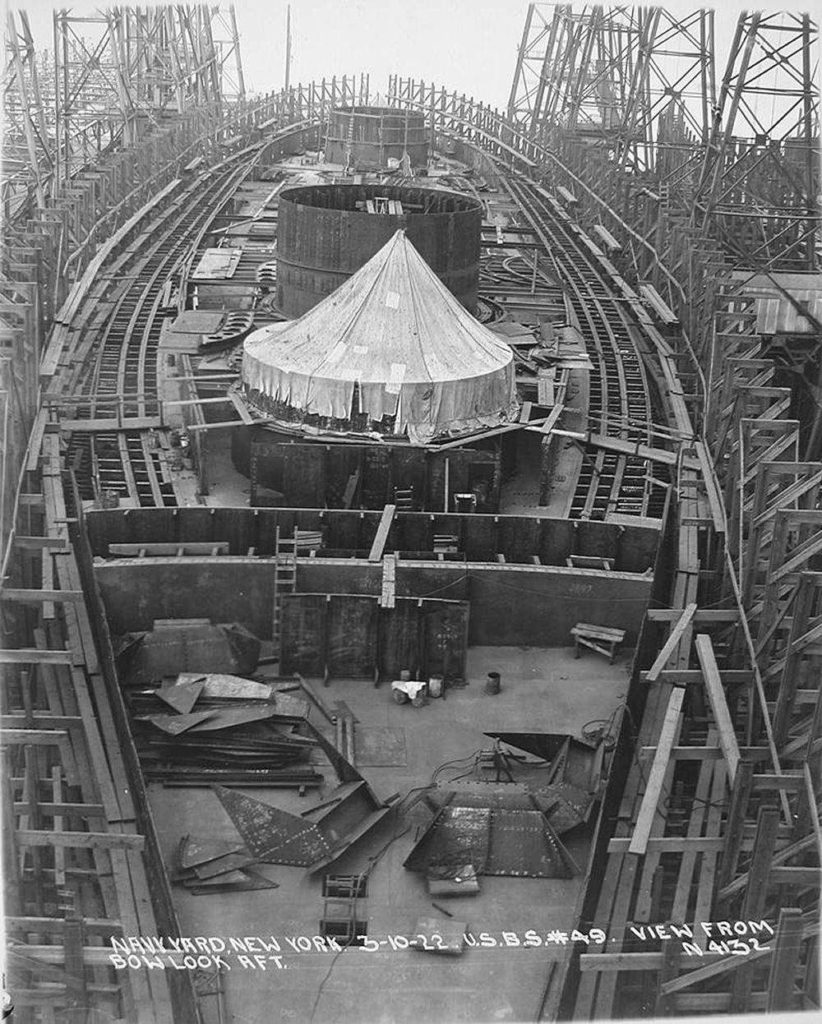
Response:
[2, 6, 820, 1023]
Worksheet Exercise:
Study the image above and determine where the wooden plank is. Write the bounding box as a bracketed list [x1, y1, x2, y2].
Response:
[751, 773, 804, 791]
[368, 504, 396, 562]
[538, 402, 565, 434]
[13, 537, 71, 551]
[15, 830, 145, 850]
[693, 758, 726, 929]
[645, 603, 697, 682]
[804, 764, 822, 864]
[0, 649, 73, 665]
[580, 951, 734, 973]
[661, 944, 772, 996]
[25, 408, 49, 473]
[229, 389, 254, 424]
[769, 867, 821, 885]
[671, 731, 718, 922]
[580, 952, 688, 972]
[6, 916, 122, 934]
[162, 396, 233, 407]
[13, 802, 105, 817]
[717, 761, 754, 892]
[730, 806, 782, 1009]
[185, 418, 259, 432]
[719, 833, 817, 901]
[0, 729, 70, 744]
[628, 687, 684, 855]
[51, 768, 66, 888]
[646, 609, 739, 622]
[0, 589, 84, 604]
[57, 417, 162, 433]
[10, 945, 178, 967]
[695, 633, 740, 786]
[640, 669, 753, 684]
[380, 554, 396, 609]
[609, 836, 726, 854]
[639, 746, 769, 761]
[434, 414, 550, 451]
[1, 712, 82, 729]
[695, 440, 727, 533]
[767, 908, 805, 1011]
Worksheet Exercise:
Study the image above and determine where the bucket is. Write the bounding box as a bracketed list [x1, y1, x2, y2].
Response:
[428, 675, 444, 699]
[485, 672, 501, 696]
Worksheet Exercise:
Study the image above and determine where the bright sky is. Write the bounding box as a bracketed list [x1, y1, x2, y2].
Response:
[9, 0, 819, 109]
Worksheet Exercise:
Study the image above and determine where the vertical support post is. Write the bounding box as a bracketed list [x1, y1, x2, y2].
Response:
[766, 908, 804, 1011]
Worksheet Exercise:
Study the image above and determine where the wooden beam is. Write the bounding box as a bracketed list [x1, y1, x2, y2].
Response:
[25, 408, 49, 473]
[184, 418, 247, 432]
[6, 916, 122, 934]
[730, 806, 782, 1009]
[0, 729, 70, 745]
[628, 687, 684, 855]
[163, 396, 232, 406]
[640, 669, 753, 684]
[229, 390, 254, 424]
[719, 834, 817, 902]
[695, 634, 740, 786]
[58, 417, 162, 433]
[646, 609, 739, 623]
[639, 746, 769, 761]
[368, 504, 396, 562]
[8, 945, 167, 967]
[12, 536, 71, 551]
[695, 440, 727, 533]
[380, 554, 396, 609]
[13, 802, 105, 817]
[580, 952, 725, 973]
[767, 909, 805, 1012]
[645, 603, 697, 682]
[610, 836, 725, 854]
[0, 649, 73, 665]
[660, 944, 772, 996]
[717, 761, 754, 892]
[1, 714, 83, 729]
[0, 589, 84, 604]
[15, 830, 145, 850]
[769, 867, 821, 886]
[433, 414, 550, 452]
[804, 763, 822, 864]
[751, 772, 804, 791]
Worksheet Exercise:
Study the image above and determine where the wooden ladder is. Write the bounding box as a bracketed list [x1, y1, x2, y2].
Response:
[345, 111, 356, 170]
[393, 486, 414, 511]
[272, 526, 297, 655]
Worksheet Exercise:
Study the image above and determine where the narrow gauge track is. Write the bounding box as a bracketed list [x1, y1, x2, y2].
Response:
[503, 175, 663, 520]
[60, 146, 272, 508]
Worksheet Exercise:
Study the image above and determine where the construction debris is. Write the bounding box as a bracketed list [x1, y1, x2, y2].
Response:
[171, 834, 279, 896]
[128, 672, 318, 785]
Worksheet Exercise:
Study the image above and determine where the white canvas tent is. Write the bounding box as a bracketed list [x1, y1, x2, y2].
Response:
[242, 230, 518, 443]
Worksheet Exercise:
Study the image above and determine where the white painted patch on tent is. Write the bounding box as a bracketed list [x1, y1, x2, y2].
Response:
[385, 362, 406, 394]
